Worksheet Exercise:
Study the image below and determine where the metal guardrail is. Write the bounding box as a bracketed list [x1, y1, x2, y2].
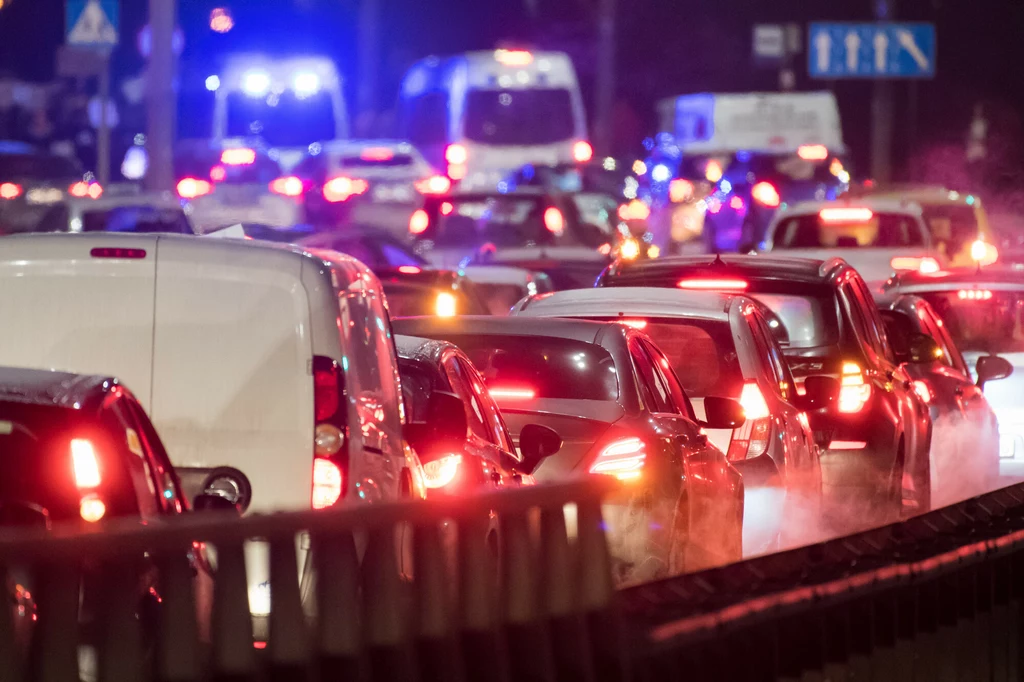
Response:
[0, 479, 626, 682]
[620, 481, 1024, 681]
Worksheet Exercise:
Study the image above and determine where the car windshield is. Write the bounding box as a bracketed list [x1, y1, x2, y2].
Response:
[0, 154, 82, 181]
[464, 88, 575, 145]
[431, 196, 611, 249]
[82, 206, 193, 234]
[226, 92, 336, 147]
[920, 205, 979, 256]
[436, 334, 619, 401]
[918, 290, 1024, 354]
[773, 212, 925, 248]
[745, 286, 840, 349]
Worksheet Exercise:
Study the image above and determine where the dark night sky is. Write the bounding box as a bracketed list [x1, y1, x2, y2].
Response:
[2, 0, 1023, 175]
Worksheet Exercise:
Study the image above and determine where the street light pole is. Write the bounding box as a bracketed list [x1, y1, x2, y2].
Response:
[146, 0, 176, 191]
[870, 0, 894, 182]
[355, 0, 381, 136]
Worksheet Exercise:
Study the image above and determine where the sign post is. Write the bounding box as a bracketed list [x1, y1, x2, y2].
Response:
[66, 0, 119, 185]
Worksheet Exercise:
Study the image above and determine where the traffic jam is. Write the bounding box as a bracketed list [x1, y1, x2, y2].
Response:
[1, 43, 1022, 641]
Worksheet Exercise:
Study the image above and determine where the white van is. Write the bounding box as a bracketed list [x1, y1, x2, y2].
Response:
[0, 232, 420, 515]
[398, 49, 590, 190]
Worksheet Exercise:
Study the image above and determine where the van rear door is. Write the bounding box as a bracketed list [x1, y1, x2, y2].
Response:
[0, 234, 158, 408]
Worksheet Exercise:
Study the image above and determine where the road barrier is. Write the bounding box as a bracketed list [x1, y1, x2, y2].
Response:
[0, 479, 626, 682]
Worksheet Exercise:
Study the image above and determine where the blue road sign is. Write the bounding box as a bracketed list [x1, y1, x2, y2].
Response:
[66, 0, 119, 48]
[808, 23, 935, 79]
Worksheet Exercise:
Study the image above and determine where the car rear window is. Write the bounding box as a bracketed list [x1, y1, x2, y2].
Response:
[437, 334, 618, 401]
[920, 205, 978, 255]
[0, 154, 82, 181]
[773, 212, 926, 248]
[339, 154, 415, 168]
[430, 196, 611, 249]
[383, 283, 488, 317]
[82, 206, 193, 234]
[918, 290, 1024, 355]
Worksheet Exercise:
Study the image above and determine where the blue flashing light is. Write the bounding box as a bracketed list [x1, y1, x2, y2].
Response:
[651, 164, 671, 183]
[719, 179, 732, 194]
[736, 150, 751, 162]
[293, 72, 321, 96]
[242, 71, 271, 97]
[205, 75, 221, 92]
[642, 137, 655, 151]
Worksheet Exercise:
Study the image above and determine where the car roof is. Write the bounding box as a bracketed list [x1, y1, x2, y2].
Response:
[0, 367, 119, 411]
[68, 192, 185, 211]
[845, 184, 978, 206]
[886, 266, 1024, 291]
[778, 197, 923, 218]
[603, 254, 844, 286]
[393, 314, 612, 346]
[517, 287, 735, 322]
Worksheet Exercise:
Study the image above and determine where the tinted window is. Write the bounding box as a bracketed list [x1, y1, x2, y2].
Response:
[380, 242, 426, 268]
[82, 206, 193, 234]
[329, 240, 377, 267]
[918, 290, 1024, 355]
[439, 335, 618, 402]
[401, 91, 449, 146]
[398, 362, 435, 424]
[629, 339, 676, 413]
[382, 283, 487, 317]
[745, 288, 840, 349]
[0, 154, 82, 181]
[226, 91, 336, 147]
[921, 205, 978, 256]
[444, 356, 494, 445]
[464, 89, 574, 145]
[774, 213, 926, 248]
[431, 196, 610, 249]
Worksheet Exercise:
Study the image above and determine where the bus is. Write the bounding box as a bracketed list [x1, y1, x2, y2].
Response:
[398, 49, 590, 190]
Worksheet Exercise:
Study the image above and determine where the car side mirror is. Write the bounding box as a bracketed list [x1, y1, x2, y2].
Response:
[799, 376, 840, 412]
[908, 333, 943, 364]
[196, 466, 251, 513]
[700, 396, 746, 429]
[518, 424, 562, 475]
[976, 355, 1013, 390]
[403, 391, 467, 457]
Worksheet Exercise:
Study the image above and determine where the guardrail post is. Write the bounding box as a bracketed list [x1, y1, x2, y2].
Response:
[269, 535, 310, 679]
[914, 578, 941, 682]
[96, 560, 144, 682]
[458, 510, 505, 682]
[210, 540, 256, 680]
[991, 555, 1013, 682]
[540, 504, 593, 682]
[974, 562, 995, 680]
[0, 565, 23, 682]
[845, 596, 872, 680]
[935, 573, 959, 682]
[414, 521, 459, 682]
[501, 510, 554, 682]
[155, 549, 201, 682]
[363, 525, 415, 682]
[28, 562, 79, 682]
[575, 497, 625, 682]
[870, 593, 898, 679]
[313, 530, 363, 681]
[893, 584, 918, 681]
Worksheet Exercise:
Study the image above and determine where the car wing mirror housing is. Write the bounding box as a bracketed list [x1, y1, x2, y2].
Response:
[700, 396, 746, 430]
[976, 355, 1013, 389]
[518, 424, 562, 475]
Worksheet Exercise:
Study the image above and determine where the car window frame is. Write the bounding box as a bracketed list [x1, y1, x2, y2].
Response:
[441, 351, 497, 446]
[639, 338, 695, 419]
[628, 336, 678, 415]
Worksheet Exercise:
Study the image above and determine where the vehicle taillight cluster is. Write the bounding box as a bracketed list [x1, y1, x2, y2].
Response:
[323, 177, 369, 203]
[415, 175, 452, 195]
[751, 181, 780, 208]
[838, 362, 872, 414]
[0, 182, 22, 200]
[589, 437, 646, 481]
[572, 141, 593, 163]
[69, 181, 103, 199]
[71, 438, 106, 522]
[890, 256, 940, 274]
[445, 144, 467, 180]
[422, 454, 462, 489]
[727, 383, 771, 461]
[311, 356, 348, 510]
[269, 176, 305, 197]
[176, 177, 213, 199]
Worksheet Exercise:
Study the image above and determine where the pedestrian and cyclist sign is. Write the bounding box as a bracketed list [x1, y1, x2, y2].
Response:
[66, 0, 119, 48]
[808, 23, 935, 79]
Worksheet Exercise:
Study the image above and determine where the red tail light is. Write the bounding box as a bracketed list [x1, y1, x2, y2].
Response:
[589, 437, 645, 481]
[221, 148, 256, 166]
[314, 361, 340, 422]
[414, 175, 452, 195]
[617, 319, 648, 329]
[323, 177, 369, 203]
[728, 384, 771, 462]
[69, 181, 103, 199]
[797, 144, 829, 161]
[838, 362, 872, 413]
[210, 165, 227, 182]
[820, 207, 872, 222]
[617, 199, 651, 221]
[957, 289, 992, 301]
[312, 459, 343, 509]
[360, 147, 394, 162]
[891, 256, 940, 274]
[441, 201, 454, 215]
[71, 438, 101, 489]
[573, 141, 594, 163]
[269, 176, 305, 197]
[543, 207, 564, 233]
[409, 209, 429, 235]
[669, 178, 693, 203]
[729, 196, 745, 211]
[489, 386, 536, 400]
[0, 182, 22, 200]
[445, 144, 468, 165]
[739, 383, 769, 419]
[90, 247, 147, 259]
[176, 177, 212, 199]
[751, 181, 780, 208]
[397, 265, 421, 274]
[312, 356, 347, 509]
[422, 454, 462, 489]
[79, 494, 106, 523]
[677, 278, 748, 291]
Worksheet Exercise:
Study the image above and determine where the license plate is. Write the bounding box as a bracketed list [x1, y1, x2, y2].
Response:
[26, 188, 64, 205]
[371, 184, 414, 203]
[215, 185, 261, 206]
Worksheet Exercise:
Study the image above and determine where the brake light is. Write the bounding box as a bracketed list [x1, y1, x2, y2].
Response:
[971, 239, 999, 266]
[729, 196, 745, 211]
[912, 380, 932, 404]
[441, 201, 454, 215]
[0, 182, 22, 199]
[312, 459, 343, 509]
[838, 362, 872, 413]
[797, 144, 829, 161]
[414, 175, 452, 195]
[958, 289, 993, 301]
[890, 256, 940, 274]
[221, 148, 256, 166]
[176, 177, 212, 199]
[435, 292, 457, 317]
[210, 165, 227, 182]
[323, 177, 369, 203]
[494, 49, 533, 66]
[409, 209, 429, 235]
[360, 147, 394, 162]
[819, 207, 873, 222]
[422, 454, 462, 489]
[79, 494, 106, 523]
[69, 181, 103, 199]
[71, 438, 102, 488]
[619, 238, 641, 260]
[589, 437, 645, 481]
[728, 383, 771, 461]
[751, 181, 780, 208]
[398, 265, 421, 274]
[677, 278, 748, 290]
[445, 144, 468, 165]
[828, 440, 868, 450]
[739, 383, 769, 420]
[314, 361, 340, 422]
[573, 141, 594, 163]
[705, 160, 723, 183]
[489, 386, 536, 400]
[544, 207, 564, 233]
[617, 319, 648, 329]
[270, 176, 304, 197]
[90, 247, 147, 259]
[617, 199, 650, 221]
[668, 178, 693, 203]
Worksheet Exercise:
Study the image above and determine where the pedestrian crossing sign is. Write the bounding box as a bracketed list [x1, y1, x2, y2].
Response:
[66, 0, 119, 48]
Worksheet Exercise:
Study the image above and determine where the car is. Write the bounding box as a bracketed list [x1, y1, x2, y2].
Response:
[846, 184, 998, 268]
[410, 189, 618, 289]
[459, 264, 555, 315]
[881, 267, 1022, 477]
[392, 315, 746, 582]
[380, 267, 490, 318]
[0, 142, 95, 234]
[60, 190, 197, 234]
[762, 199, 942, 288]
[878, 295, 1004, 508]
[599, 255, 933, 526]
[510, 287, 830, 552]
[396, 335, 560, 497]
[0, 367, 216, 655]
[174, 139, 304, 232]
[298, 224, 431, 271]
[288, 140, 448, 233]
